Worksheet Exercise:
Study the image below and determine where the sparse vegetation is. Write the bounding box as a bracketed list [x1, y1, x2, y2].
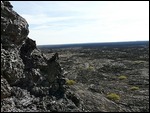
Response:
[66, 80, 76, 85]
[118, 75, 127, 80]
[106, 93, 120, 101]
[78, 65, 94, 71]
[133, 60, 145, 64]
[87, 66, 94, 71]
[42, 44, 149, 112]
[130, 86, 140, 91]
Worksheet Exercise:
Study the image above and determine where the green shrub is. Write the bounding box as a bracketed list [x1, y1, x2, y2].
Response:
[130, 86, 140, 91]
[66, 80, 76, 85]
[134, 61, 145, 64]
[106, 93, 120, 101]
[88, 66, 94, 71]
[118, 75, 127, 80]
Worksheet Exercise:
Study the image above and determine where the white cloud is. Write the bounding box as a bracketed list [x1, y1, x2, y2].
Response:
[22, 14, 76, 25]
[11, 1, 149, 45]
[29, 18, 149, 45]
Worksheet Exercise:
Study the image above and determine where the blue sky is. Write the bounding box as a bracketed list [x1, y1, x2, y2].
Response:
[10, 1, 149, 45]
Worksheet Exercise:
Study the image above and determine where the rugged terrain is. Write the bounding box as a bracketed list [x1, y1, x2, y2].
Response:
[1, 1, 149, 112]
[41, 45, 149, 112]
[1, 1, 82, 112]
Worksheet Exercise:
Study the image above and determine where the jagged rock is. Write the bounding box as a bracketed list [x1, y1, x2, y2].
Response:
[20, 37, 36, 57]
[46, 61, 62, 84]
[1, 1, 81, 112]
[66, 91, 80, 107]
[1, 47, 25, 85]
[30, 86, 50, 97]
[30, 49, 47, 68]
[1, 1, 29, 48]
[1, 75, 11, 99]
[48, 52, 59, 62]
[49, 77, 66, 97]
[2, 1, 13, 9]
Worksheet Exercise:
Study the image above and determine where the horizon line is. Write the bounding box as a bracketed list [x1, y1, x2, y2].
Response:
[37, 40, 149, 46]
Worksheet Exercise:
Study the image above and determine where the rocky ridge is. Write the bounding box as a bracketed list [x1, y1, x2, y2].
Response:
[1, 1, 83, 112]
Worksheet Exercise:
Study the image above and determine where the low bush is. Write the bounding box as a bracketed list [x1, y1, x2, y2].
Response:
[87, 66, 94, 71]
[118, 75, 127, 80]
[106, 93, 120, 101]
[130, 86, 140, 91]
[66, 80, 76, 85]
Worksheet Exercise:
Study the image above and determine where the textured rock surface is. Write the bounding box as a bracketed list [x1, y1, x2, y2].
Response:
[1, 1, 28, 48]
[1, 75, 11, 99]
[2, 1, 149, 112]
[41, 46, 149, 112]
[1, 1, 82, 112]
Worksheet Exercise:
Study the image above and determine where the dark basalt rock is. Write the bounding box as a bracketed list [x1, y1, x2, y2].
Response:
[44, 46, 149, 112]
[1, 1, 81, 112]
[1, 1, 29, 49]
[1, 75, 11, 99]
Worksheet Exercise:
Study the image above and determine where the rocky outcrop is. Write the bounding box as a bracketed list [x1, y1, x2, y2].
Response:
[1, 1, 82, 112]
[1, 1, 28, 48]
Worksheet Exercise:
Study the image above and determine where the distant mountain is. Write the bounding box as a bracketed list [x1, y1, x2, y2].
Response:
[38, 41, 149, 49]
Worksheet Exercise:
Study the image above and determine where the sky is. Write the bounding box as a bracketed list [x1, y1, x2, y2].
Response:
[10, 1, 149, 45]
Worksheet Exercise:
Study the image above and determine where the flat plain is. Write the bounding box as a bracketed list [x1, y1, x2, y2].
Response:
[40, 44, 149, 112]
